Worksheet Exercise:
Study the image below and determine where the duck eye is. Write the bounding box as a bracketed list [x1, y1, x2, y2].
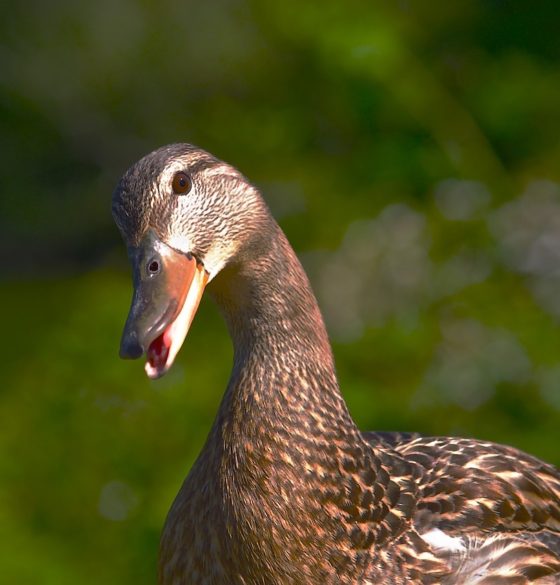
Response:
[147, 259, 160, 275]
[172, 171, 192, 195]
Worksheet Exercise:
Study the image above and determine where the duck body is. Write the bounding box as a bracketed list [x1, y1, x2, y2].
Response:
[112, 144, 560, 584]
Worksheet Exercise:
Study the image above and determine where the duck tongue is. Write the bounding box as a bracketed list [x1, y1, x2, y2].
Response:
[147, 332, 170, 378]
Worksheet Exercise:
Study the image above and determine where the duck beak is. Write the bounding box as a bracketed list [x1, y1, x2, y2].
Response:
[119, 230, 209, 379]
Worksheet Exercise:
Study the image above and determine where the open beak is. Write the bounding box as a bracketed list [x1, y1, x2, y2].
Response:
[119, 230, 209, 379]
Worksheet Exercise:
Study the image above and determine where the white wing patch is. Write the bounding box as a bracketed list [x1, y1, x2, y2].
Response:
[421, 528, 466, 553]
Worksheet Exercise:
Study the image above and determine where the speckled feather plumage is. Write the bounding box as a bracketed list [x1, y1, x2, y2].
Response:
[112, 144, 560, 584]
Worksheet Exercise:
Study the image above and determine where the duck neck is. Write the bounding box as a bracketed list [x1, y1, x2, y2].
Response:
[208, 219, 358, 448]
[181, 220, 384, 581]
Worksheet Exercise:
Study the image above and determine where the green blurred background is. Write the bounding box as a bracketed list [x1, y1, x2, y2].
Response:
[2, 1, 560, 582]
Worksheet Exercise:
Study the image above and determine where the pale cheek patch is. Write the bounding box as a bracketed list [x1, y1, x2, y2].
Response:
[164, 233, 238, 282]
[166, 233, 195, 259]
[203, 240, 241, 280]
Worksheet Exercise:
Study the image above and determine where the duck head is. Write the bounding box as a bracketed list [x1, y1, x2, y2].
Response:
[112, 143, 267, 379]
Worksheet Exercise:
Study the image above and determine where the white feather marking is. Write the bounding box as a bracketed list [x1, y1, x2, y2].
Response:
[421, 528, 466, 553]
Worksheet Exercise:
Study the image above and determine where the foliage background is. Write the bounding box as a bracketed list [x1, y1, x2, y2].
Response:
[2, 1, 560, 582]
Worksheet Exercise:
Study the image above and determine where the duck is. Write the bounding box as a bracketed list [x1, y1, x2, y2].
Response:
[112, 143, 560, 584]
